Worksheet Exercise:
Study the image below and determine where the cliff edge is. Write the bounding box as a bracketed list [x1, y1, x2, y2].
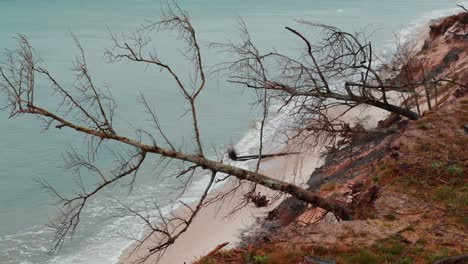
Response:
[197, 12, 467, 264]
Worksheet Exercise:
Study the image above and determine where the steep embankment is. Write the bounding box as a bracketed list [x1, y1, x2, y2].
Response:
[197, 12, 467, 264]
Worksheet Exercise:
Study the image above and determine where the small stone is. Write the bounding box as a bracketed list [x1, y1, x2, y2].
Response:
[303, 256, 336, 264]
[391, 144, 400, 151]
[453, 88, 465, 98]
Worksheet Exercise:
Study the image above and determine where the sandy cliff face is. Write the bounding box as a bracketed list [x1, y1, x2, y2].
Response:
[400, 12, 468, 87]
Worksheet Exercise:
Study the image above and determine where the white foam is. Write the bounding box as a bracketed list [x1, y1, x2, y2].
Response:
[381, 3, 467, 60]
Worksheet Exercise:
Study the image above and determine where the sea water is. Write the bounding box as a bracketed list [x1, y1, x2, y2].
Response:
[0, 1, 465, 263]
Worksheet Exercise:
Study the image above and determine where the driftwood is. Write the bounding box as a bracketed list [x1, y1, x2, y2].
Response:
[227, 147, 299, 161]
[207, 242, 229, 257]
[434, 255, 468, 264]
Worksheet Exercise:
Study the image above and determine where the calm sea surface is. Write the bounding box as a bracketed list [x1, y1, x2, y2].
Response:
[0, 1, 464, 263]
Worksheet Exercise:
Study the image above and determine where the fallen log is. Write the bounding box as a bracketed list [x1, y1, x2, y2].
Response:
[228, 147, 300, 161]
[434, 255, 468, 264]
[207, 242, 229, 257]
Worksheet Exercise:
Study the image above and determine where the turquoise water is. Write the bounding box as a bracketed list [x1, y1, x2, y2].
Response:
[0, 1, 464, 263]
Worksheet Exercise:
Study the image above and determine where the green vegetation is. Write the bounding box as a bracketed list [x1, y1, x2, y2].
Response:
[424, 247, 450, 263]
[383, 213, 397, 221]
[342, 250, 379, 264]
[415, 139, 433, 152]
[446, 164, 464, 176]
[417, 123, 429, 130]
[433, 185, 468, 211]
[372, 236, 406, 263]
[252, 254, 270, 264]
